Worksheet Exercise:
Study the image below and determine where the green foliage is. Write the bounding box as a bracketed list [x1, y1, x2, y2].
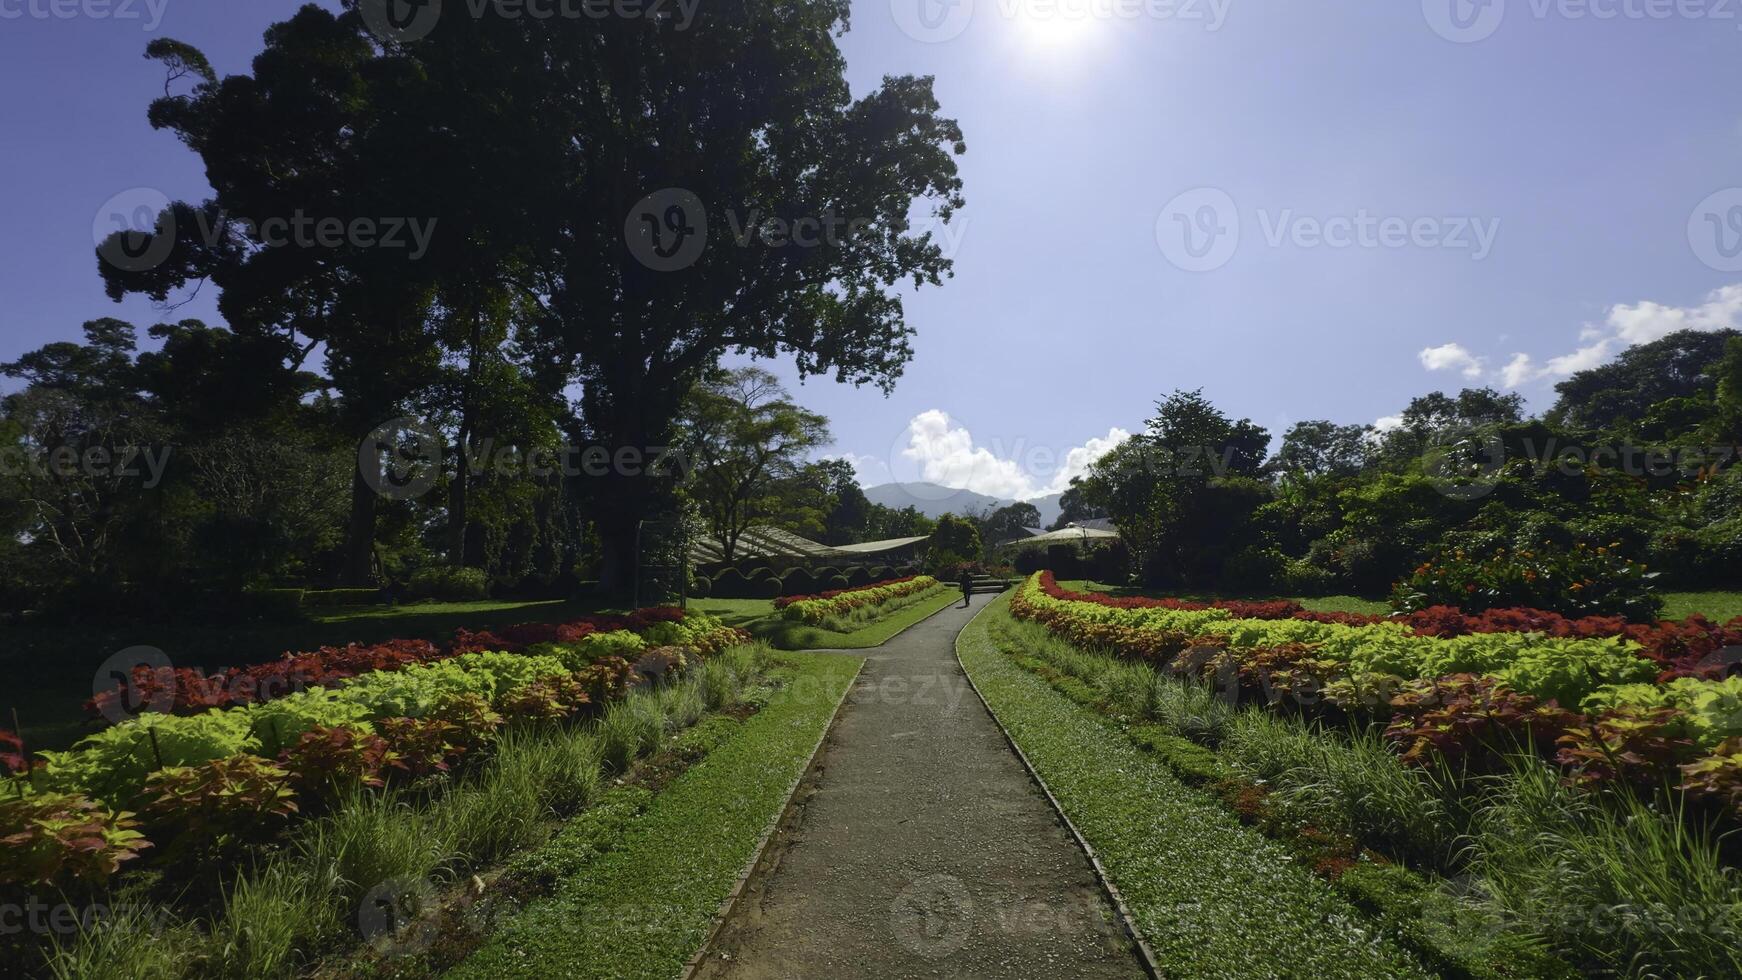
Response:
[142, 755, 298, 848]
[1392, 541, 1662, 621]
[1582, 676, 1742, 749]
[925, 514, 982, 571]
[0, 792, 151, 885]
[406, 566, 490, 602]
[39, 710, 259, 804]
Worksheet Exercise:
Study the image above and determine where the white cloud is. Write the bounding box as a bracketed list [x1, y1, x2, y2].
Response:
[1606, 284, 1742, 345]
[1373, 414, 1404, 433]
[1045, 427, 1131, 495]
[1418, 343, 1486, 378]
[1422, 284, 1742, 391]
[892, 410, 1130, 501]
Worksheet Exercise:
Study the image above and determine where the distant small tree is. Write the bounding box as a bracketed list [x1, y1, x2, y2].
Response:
[679, 367, 831, 563]
[926, 514, 982, 571]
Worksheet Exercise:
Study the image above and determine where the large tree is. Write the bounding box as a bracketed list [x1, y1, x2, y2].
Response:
[100, 18, 453, 584]
[391, 0, 965, 593]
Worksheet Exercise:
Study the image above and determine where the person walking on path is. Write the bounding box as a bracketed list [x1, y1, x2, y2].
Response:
[959, 568, 974, 607]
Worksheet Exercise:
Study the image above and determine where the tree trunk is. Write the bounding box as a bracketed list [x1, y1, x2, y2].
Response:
[344, 467, 377, 586]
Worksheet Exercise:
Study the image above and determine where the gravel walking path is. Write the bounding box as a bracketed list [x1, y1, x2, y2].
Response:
[694, 595, 1146, 980]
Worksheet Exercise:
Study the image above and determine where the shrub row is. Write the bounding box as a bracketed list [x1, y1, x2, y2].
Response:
[775, 576, 942, 625]
[1012, 573, 1742, 815]
[698, 564, 919, 599]
[84, 606, 709, 721]
[1040, 573, 1742, 679]
[3, 608, 747, 888]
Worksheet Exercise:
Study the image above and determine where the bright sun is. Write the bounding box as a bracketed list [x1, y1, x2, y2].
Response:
[1008, 0, 1105, 50]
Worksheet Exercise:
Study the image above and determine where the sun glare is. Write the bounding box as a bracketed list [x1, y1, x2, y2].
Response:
[1008, 0, 1105, 50]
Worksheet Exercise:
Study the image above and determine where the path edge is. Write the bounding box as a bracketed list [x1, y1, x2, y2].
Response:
[952, 597, 1164, 980]
[678, 653, 867, 980]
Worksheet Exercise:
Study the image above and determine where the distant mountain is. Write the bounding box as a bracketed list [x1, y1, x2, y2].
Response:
[862, 483, 1063, 529]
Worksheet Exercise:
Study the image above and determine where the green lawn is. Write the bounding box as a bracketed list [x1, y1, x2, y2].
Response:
[955, 595, 1432, 978]
[1060, 579, 1742, 621]
[1056, 579, 1391, 615]
[451, 652, 861, 979]
[701, 586, 962, 650]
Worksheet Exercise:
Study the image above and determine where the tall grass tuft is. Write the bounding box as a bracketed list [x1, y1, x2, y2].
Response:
[296, 788, 453, 908]
[43, 901, 201, 980]
[208, 859, 340, 978]
[599, 695, 668, 772]
[1469, 755, 1742, 977]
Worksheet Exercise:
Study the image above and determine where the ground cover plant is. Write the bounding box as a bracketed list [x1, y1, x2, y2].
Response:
[774, 575, 944, 627]
[0, 603, 785, 978]
[449, 652, 861, 979]
[954, 595, 1439, 978]
[993, 578, 1742, 976]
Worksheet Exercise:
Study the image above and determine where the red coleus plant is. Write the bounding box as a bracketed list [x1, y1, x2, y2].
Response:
[574, 657, 638, 705]
[1384, 674, 1577, 768]
[1, 729, 28, 777]
[0, 792, 151, 886]
[143, 755, 299, 847]
[498, 675, 593, 722]
[378, 717, 469, 775]
[1679, 737, 1742, 816]
[1555, 707, 1699, 790]
[278, 726, 397, 800]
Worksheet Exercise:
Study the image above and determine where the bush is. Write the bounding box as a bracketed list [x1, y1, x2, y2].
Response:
[824, 574, 851, 592]
[867, 565, 892, 582]
[743, 566, 774, 583]
[844, 566, 871, 587]
[690, 575, 712, 598]
[1279, 558, 1338, 597]
[710, 568, 748, 598]
[1391, 541, 1662, 622]
[406, 566, 490, 602]
[757, 575, 783, 598]
[780, 568, 818, 597]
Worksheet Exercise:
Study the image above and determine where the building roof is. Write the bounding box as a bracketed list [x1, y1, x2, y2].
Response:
[833, 535, 931, 554]
[995, 524, 1120, 548]
[690, 527, 930, 564]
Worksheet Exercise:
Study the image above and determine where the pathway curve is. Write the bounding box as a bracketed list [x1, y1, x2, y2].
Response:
[694, 594, 1146, 980]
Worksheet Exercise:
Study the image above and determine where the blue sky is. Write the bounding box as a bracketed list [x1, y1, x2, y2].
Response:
[5, 0, 1742, 501]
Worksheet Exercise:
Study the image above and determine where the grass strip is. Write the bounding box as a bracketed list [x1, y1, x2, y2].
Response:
[699, 586, 961, 650]
[449, 652, 862, 980]
[957, 594, 1434, 980]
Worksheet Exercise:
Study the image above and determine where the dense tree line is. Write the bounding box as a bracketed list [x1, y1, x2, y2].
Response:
[1071, 329, 1742, 596]
[2, 1, 964, 620]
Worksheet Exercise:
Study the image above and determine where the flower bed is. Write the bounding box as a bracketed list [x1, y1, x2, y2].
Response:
[1038, 572, 1742, 679]
[1013, 573, 1742, 814]
[3, 606, 747, 887]
[775, 575, 942, 625]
